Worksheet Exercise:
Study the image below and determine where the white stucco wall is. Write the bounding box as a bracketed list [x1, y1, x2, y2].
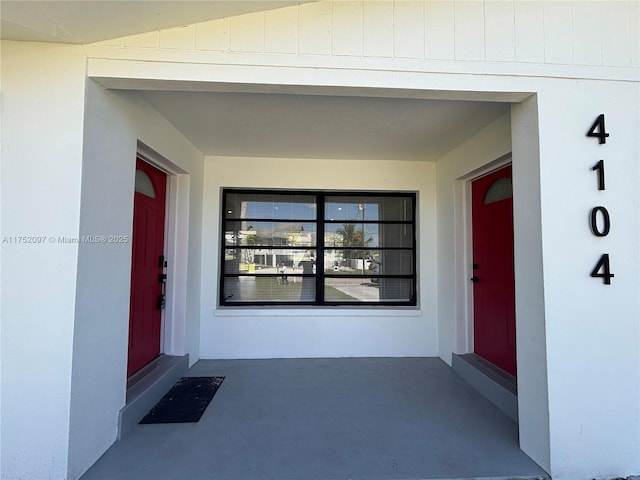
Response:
[67, 82, 204, 479]
[1, 41, 205, 480]
[1, 42, 87, 480]
[200, 156, 438, 359]
[534, 78, 639, 479]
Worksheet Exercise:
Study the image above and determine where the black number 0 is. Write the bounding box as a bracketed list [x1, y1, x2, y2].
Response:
[590, 206, 610, 237]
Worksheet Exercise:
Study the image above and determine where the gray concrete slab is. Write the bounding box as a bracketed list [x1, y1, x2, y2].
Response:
[81, 358, 549, 480]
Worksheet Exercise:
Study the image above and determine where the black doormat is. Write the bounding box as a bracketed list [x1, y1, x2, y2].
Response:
[139, 376, 224, 424]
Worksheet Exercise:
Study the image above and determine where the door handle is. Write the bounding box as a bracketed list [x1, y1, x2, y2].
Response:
[470, 276, 479, 283]
[158, 255, 167, 309]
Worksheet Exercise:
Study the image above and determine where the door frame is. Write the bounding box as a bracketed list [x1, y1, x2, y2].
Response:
[135, 141, 190, 358]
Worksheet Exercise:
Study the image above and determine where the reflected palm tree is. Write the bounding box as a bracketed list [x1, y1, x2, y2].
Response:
[336, 223, 372, 272]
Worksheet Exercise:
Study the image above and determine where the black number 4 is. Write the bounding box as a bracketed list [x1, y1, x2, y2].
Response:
[590, 253, 614, 285]
[586, 114, 609, 144]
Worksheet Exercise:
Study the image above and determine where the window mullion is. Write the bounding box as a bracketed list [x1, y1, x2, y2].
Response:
[317, 194, 324, 305]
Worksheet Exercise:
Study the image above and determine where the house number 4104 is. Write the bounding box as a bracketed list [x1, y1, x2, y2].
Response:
[587, 114, 614, 285]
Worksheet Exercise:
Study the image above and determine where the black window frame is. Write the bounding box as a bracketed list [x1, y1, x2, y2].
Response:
[220, 188, 417, 307]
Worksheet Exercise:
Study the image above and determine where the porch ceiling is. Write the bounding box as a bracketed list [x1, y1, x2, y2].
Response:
[140, 90, 510, 161]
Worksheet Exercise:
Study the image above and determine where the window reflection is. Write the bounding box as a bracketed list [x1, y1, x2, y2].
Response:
[221, 190, 416, 305]
[225, 193, 316, 220]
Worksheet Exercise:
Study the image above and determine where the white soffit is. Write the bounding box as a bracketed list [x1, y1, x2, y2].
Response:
[140, 90, 511, 161]
[0, 1, 314, 44]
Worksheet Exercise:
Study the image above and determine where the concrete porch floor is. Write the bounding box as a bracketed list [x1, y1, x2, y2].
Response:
[81, 357, 549, 480]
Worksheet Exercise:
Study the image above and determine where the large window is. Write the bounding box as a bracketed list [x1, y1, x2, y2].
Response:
[220, 190, 417, 306]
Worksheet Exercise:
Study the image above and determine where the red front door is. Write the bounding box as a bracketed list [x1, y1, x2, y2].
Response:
[128, 159, 167, 376]
[471, 164, 516, 376]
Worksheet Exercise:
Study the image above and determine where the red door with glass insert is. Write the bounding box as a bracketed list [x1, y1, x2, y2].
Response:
[471, 164, 516, 376]
[128, 159, 167, 376]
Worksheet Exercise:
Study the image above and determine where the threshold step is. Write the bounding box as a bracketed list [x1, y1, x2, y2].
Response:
[452, 353, 518, 424]
[118, 354, 189, 439]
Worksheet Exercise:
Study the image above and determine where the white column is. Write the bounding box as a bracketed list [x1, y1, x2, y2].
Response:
[1, 42, 87, 480]
[536, 80, 640, 479]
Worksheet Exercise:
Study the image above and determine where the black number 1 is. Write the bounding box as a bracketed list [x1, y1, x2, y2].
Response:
[586, 114, 610, 144]
[591, 159, 605, 190]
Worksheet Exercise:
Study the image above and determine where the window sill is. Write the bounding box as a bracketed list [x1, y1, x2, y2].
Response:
[213, 307, 422, 317]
